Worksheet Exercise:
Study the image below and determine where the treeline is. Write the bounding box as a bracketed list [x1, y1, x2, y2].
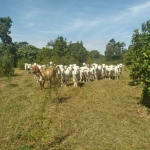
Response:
[0, 37, 127, 69]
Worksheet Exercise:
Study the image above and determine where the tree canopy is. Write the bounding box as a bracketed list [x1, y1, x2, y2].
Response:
[68, 41, 88, 65]
[125, 20, 150, 102]
[105, 39, 126, 61]
[89, 50, 100, 59]
[17, 44, 39, 62]
[47, 36, 68, 57]
[0, 17, 12, 45]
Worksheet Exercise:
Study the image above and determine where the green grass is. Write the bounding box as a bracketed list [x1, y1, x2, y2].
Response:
[0, 68, 150, 150]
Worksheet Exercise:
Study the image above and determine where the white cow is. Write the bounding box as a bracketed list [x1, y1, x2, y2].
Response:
[79, 66, 89, 82]
[72, 65, 80, 87]
[88, 67, 95, 81]
[108, 65, 114, 80]
[56, 65, 64, 86]
[118, 63, 123, 78]
[63, 65, 71, 86]
[56, 65, 72, 87]
[114, 65, 120, 79]
[25, 63, 32, 73]
[101, 64, 106, 79]
[104, 65, 109, 79]
[49, 61, 53, 67]
[91, 63, 101, 80]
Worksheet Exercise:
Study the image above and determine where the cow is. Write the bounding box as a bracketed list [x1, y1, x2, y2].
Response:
[101, 64, 106, 79]
[72, 66, 80, 87]
[25, 63, 32, 73]
[114, 65, 120, 79]
[108, 65, 114, 80]
[31, 65, 56, 90]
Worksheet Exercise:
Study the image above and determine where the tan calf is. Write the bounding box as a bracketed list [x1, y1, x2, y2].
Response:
[31, 65, 56, 90]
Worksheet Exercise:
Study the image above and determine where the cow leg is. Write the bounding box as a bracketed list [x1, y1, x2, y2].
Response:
[49, 80, 52, 88]
[42, 80, 45, 89]
[39, 81, 43, 90]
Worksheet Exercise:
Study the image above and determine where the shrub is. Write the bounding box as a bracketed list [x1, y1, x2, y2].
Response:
[129, 20, 150, 100]
[0, 53, 14, 77]
[17, 58, 32, 70]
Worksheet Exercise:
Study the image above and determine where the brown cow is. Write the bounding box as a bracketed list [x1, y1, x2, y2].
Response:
[31, 65, 56, 90]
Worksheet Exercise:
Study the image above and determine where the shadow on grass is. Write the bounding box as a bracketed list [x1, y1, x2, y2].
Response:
[67, 82, 74, 86]
[128, 80, 141, 86]
[25, 83, 34, 87]
[52, 96, 70, 103]
[10, 83, 19, 87]
[64, 82, 85, 87]
[12, 73, 20, 77]
[137, 86, 150, 109]
[48, 133, 71, 148]
[78, 82, 84, 87]
[139, 95, 150, 109]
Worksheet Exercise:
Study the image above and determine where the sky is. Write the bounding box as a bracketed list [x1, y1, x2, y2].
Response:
[0, 0, 150, 54]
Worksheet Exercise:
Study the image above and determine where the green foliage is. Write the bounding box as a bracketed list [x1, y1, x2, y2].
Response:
[88, 50, 100, 59]
[129, 20, 150, 98]
[15, 41, 29, 48]
[0, 53, 14, 77]
[0, 17, 12, 45]
[17, 45, 39, 62]
[5, 43, 18, 67]
[87, 53, 106, 64]
[0, 43, 18, 67]
[68, 41, 88, 65]
[47, 36, 68, 57]
[123, 45, 134, 66]
[46, 37, 89, 65]
[36, 47, 52, 64]
[105, 38, 126, 62]
[17, 58, 30, 70]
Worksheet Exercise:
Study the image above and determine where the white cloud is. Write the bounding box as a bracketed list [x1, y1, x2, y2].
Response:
[128, 1, 150, 15]
[22, 7, 48, 19]
[39, 30, 65, 35]
[10, 34, 26, 37]
[22, 22, 34, 28]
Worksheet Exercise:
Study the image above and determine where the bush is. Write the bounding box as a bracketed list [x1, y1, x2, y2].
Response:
[0, 53, 14, 77]
[128, 20, 150, 104]
[17, 58, 31, 70]
[141, 86, 150, 108]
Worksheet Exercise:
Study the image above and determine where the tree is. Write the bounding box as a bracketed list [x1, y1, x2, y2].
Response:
[36, 47, 52, 64]
[0, 52, 14, 77]
[68, 42, 88, 65]
[105, 39, 126, 61]
[47, 36, 68, 57]
[0, 42, 5, 54]
[14, 41, 29, 48]
[129, 20, 150, 103]
[123, 45, 134, 66]
[0, 17, 12, 45]
[16, 45, 39, 62]
[89, 50, 100, 59]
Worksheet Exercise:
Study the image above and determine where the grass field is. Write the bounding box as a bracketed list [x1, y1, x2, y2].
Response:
[0, 68, 150, 150]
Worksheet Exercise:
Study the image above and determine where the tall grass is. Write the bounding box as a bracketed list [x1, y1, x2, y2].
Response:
[0, 68, 150, 149]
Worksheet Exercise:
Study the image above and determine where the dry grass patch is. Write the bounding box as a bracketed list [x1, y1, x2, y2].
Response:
[0, 68, 150, 149]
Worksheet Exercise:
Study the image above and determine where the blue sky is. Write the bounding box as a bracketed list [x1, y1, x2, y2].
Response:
[0, 0, 150, 54]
